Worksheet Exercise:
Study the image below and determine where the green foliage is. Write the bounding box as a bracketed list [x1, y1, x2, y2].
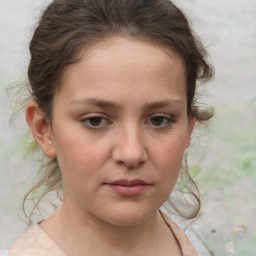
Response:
[191, 100, 256, 255]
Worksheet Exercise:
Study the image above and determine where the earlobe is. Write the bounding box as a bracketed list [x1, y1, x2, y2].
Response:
[186, 117, 196, 148]
[26, 101, 56, 158]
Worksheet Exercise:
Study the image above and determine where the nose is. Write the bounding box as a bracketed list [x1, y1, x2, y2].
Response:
[112, 124, 148, 168]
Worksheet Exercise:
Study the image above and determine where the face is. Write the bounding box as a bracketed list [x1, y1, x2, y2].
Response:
[41, 37, 194, 226]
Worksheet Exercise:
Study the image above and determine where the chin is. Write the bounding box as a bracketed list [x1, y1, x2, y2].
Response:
[99, 204, 157, 227]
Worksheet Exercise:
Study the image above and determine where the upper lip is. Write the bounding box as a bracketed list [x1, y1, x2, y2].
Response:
[107, 179, 148, 186]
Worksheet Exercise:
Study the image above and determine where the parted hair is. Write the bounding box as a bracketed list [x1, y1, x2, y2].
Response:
[24, 0, 214, 221]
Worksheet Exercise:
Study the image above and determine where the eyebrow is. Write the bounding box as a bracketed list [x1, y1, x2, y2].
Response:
[70, 98, 185, 110]
[71, 98, 119, 109]
[144, 99, 185, 110]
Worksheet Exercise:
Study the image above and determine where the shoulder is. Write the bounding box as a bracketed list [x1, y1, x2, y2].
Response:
[7, 224, 64, 256]
[160, 210, 199, 256]
[160, 209, 213, 256]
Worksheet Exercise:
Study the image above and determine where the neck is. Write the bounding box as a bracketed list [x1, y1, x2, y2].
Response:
[40, 191, 180, 256]
[41, 200, 172, 256]
[59, 202, 162, 255]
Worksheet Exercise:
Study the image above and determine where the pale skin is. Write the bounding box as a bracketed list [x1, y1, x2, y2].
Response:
[26, 36, 195, 256]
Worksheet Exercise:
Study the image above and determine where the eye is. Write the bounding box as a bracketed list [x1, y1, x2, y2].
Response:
[146, 115, 175, 128]
[80, 116, 111, 129]
[88, 117, 104, 126]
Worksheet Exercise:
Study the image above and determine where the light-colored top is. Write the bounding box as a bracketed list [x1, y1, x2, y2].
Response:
[7, 211, 198, 256]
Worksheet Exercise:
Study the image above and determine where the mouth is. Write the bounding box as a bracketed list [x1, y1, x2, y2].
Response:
[105, 179, 149, 197]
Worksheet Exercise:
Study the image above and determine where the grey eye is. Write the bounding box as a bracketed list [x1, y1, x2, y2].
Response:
[147, 115, 174, 128]
[150, 116, 165, 126]
[88, 117, 103, 126]
[80, 116, 110, 129]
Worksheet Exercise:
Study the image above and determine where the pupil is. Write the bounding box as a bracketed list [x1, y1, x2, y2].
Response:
[89, 117, 102, 126]
[152, 116, 163, 126]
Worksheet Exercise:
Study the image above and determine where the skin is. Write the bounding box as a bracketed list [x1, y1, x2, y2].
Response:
[26, 36, 195, 256]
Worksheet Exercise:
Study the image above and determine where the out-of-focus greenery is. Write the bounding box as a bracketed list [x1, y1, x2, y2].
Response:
[189, 97, 256, 255]
[200, 99, 256, 191]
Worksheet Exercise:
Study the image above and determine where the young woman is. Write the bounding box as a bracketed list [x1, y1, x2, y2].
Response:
[7, 0, 214, 255]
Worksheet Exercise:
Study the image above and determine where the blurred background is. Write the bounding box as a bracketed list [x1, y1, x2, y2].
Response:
[0, 0, 255, 255]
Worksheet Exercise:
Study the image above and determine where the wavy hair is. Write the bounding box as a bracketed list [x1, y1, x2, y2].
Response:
[22, 0, 214, 222]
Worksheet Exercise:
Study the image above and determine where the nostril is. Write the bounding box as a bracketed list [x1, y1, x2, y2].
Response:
[111, 130, 148, 168]
[116, 156, 146, 169]
[137, 160, 144, 167]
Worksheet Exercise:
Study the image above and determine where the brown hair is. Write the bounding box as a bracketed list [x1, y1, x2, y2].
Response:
[23, 0, 214, 221]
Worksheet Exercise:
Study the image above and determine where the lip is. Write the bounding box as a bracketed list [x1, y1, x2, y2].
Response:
[105, 179, 149, 196]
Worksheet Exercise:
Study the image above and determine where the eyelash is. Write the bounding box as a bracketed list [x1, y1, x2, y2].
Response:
[80, 116, 111, 129]
[145, 115, 175, 128]
[80, 114, 175, 130]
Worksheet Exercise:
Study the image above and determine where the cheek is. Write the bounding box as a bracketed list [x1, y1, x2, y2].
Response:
[53, 130, 109, 180]
[153, 134, 187, 168]
[56, 142, 106, 201]
[150, 133, 187, 187]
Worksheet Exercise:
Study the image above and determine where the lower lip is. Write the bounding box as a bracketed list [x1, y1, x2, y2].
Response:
[107, 184, 148, 196]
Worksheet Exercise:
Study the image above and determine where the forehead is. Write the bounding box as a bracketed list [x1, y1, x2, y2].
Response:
[64, 36, 185, 77]
[57, 36, 186, 106]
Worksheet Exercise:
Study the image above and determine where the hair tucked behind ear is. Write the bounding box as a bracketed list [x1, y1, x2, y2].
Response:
[22, 0, 214, 223]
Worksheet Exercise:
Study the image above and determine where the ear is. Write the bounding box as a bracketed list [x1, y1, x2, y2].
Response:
[186, 116, 196, 148]
[26, 101, 56, 158]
